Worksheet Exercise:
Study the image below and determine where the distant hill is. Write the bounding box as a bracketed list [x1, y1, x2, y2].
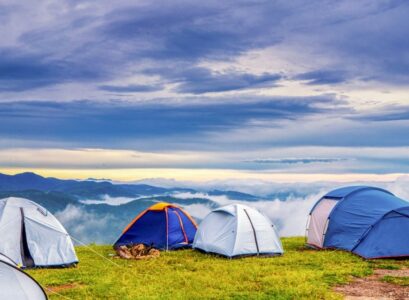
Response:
[0, 172, 264, 243]
[0, 172, 196, 198]
[0, 172, 264, 202]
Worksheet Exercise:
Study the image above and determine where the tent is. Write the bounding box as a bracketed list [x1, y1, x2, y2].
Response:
[306, 186, 409, 258]
[114, 202, 197, 250]
[0, 197, 78, 268]
[0, 260, 48, 300]
[193, 204, 283, 258]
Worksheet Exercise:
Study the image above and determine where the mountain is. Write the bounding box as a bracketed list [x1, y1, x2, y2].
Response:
[0, 172, 263, 244]
[0, 172, 195, 198]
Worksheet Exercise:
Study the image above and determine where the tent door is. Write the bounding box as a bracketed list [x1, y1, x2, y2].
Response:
[173, 210, 188, 243]
[20, 208, 34, 268]
[243, 209, 260, 255]
[307, 199, 338, 248]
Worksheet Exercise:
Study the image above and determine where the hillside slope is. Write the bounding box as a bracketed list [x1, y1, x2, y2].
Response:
[27, 237, 388, 300]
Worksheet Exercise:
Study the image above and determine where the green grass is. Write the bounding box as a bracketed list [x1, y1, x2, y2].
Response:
[28, 237, 377, 299]
[381, 276, 409, 286]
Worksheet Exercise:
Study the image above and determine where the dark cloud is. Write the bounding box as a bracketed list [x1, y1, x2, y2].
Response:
[311, 1, 409, 84]
[145, 67, 282, 94]
[98, 84, 163, 93]
[249, 158, 347, 164]
[0, 1, 407, 92]
[100, 1, 286, 61]
[294, 70, 348, 85]
[0, 49, 103, 91]
[350, 105, 409, 122]
[0, 95, 338, 148]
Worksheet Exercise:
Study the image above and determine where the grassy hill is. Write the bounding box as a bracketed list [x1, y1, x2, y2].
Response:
[26, 237, 408, 299]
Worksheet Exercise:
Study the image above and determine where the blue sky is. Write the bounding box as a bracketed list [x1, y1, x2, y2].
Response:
[1, 0, 409, 181]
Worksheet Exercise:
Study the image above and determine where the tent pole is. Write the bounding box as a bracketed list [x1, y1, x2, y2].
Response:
[165, 207, 169, 251]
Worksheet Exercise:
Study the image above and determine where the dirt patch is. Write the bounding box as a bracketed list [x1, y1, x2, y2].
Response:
[46, 283, 83, 293]
[334, 269, 409, 299]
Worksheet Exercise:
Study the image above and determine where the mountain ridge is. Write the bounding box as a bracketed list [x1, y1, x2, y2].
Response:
[0, 172, 264, 243]
[0, 172, 261, 200]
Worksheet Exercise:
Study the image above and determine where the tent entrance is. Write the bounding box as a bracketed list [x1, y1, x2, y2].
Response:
[307, 199, 338, 248]
[20, 208, 34, 268]
[173, 210, 188, 244]
[243, 208, 260, 255]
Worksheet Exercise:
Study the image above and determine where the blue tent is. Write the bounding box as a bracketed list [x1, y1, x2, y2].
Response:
[114, 202, 197, 250]
[306, 186, 409, 259]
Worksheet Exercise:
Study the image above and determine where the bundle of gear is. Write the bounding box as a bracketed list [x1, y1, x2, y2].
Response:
[115, 244, 160, 260]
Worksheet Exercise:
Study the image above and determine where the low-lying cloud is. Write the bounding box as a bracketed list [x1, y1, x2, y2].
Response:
[53, 176, 409, 244]
[175, 191, 326, 237]
[55, 205, 122, 244]
[80, 195, 137, 206]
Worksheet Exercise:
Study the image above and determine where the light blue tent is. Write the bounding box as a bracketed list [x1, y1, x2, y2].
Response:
[193, 204, 283, 258]
[306, 186, 409, 259]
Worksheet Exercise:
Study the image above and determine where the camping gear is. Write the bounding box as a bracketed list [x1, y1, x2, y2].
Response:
[0, 260, 48, 300]
[114, 202, 197, 250]
[306, 186, 409, 259]
[193, 204, 283, 258]
[0, 197, 78, 268]
[116, 244, 160, 260]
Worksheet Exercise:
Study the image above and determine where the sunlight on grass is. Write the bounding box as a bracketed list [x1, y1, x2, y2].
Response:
[28, 237, 374, 299]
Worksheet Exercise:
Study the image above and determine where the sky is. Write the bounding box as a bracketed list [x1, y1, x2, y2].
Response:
[1, 0, 409, 182]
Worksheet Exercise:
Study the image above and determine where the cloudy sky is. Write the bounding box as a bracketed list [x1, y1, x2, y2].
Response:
[2, 0, 409, 181]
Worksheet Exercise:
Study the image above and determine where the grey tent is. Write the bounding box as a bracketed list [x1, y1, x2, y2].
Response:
[0, 197, 78, 267]
[193, 204, 283, 257]
[0, 260, 47, 300]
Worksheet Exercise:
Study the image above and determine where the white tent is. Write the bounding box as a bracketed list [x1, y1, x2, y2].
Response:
[193, 204, 283, 257]
[0, 197, 78, 268]
[0, 260, 48, 300]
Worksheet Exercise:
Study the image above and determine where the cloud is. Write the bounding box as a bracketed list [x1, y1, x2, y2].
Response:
[171, 190, 326, 236]
[0, 0, 408, 176]
[0, 0, 408, 97]
[3, 144, 409, 175]
[165, 176, 409, 236]
[50, 176, 409, 243]
[55, 204, 120, 244]
[248, 158, 347, 164]
[294, 70, 349, 85]
[0, 96, 339, 149]
[352, 104, 409, 122]
[98, 84, 163, 93]
[79, 195, 137, 206]
[182, 203, 212, 220]
[385, 175, 409, 200]
[0, 49, 104, 92]
[145, 67, 282, 94]
[100, 1, 285, 61]
[252, 195, 322, 237]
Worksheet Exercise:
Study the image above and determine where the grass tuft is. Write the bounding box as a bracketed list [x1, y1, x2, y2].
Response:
[381, 276, 409, 286]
